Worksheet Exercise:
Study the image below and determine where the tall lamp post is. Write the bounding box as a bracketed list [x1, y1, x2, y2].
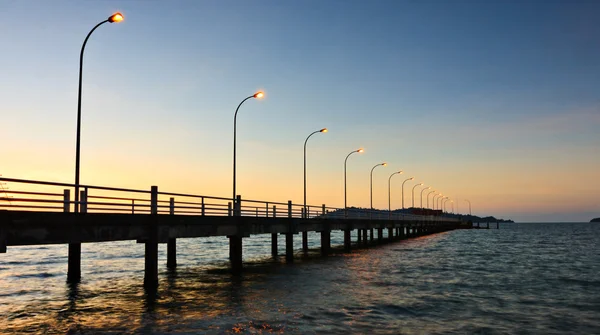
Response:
[433, 193, 443, 210]
[438, 196, 447, 211]
[303, 128, 327, 217]
[426, 190, 436, 209]
[344, 148, 364, 211]
[75, 12, 124, 213]
[401, 177, 414, 209]
[387, 171, 403, 213]
[411, 183, 423, 208]
[370, 162, 387, 211]
[420, 186, 430, 208]
[442, 198, 450, 212]
[232, 91, 264, 213]
[464, 199, 472, 215]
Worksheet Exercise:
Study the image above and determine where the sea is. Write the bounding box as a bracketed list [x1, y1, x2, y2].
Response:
[1, 222, 599, 334]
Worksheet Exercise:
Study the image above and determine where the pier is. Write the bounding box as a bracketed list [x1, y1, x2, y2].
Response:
[0, 177, 465, 289]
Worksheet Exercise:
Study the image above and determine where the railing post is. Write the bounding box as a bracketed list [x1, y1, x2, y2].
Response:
[322, 204, 325, 217]
[273, 205, 276, 218]
[266, 202, 269, 217]
[167, 197, 176, 269]
[287, 201, 292, 218]
[201, 197, 205, 216]
[228, 202, 232, 216]
[256, 208, 258, 217]
[236, 195, 242, 216]
[145, 186, 159, 289]
[80, 190, 87, 213]
[131, 199, 135, 214]
[63, 189, 70, 213]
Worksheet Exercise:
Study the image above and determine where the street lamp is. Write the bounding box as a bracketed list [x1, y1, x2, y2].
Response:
[438, 196, 447, 211]
[464, 199, 472, 215]
[370, 162, 387, 211]
[344, 148, 364, 211]
[74, 12, 124, 213]
[411, 182, 423, 208]
[232, 91, 264, 213]
[303, 128, 327, 217]
[420, 186, 430, 208]
[442, 198, 450, 212]
[401, 177, 414, 209]
[433, 193, 443, 210]
[426, 190, 436, 209]
[387, 171, 403, 213]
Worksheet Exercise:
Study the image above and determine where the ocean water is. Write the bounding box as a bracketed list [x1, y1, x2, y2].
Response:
[1, 223, 599, 334]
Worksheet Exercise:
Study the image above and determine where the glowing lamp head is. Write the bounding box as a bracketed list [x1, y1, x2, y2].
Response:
[409, 177, 414, 180]
[320, 128, 328, 133]
[398, 171, 403, 174]
[108, 12, 124, 23]
[418, 183, 423, 186]
[253, 91, 264, 99]
[382, 162, 387, 166]
[357, 148, 364, 153]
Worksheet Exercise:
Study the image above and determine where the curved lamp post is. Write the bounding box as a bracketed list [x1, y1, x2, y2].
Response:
[464, 199, 472, 215]
[232, 91, 264, 212]
[344, 148, 364, 211]
[411, 182, 423, 208]
[442, 197, 450, 212]
[387, 170, 403, 213]
[74, 12, 124, 213]
[303, 128, 327, 217]
[438, 196, 447, 211]
[370, 162, 387, 211]
[401, 177, 414, 209]
[426, 190, 436, 209]
[420, 186, 430, 208]
[433, 193, 443, 210]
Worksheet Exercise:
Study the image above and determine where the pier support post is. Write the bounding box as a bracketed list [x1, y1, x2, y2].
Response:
[362, 229, 368, 244]
[344, 229, 351, 252]
[388, 227, 393, 240]
[285, 201, 294, 262]
[321, 230, 330, 256]
[67, 189, 82, 283]
[144, 186, 159, 289]
[357, 229, 362, 244]
[285, 232, 294, 262]
[377, 228, 383, 242]
[167, 197, 176, 269]
[271, 233, 278, 257]
[229, 235, 243, 274]
[370, 228, 374, 242]
[302, 231, 308, 253]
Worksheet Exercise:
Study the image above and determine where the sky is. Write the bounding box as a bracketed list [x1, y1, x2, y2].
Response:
[1, 0, 599, 222]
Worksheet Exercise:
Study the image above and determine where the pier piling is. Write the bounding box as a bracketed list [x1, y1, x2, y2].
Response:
[167, 197, 176, 268]
[144, 186, 159, 289]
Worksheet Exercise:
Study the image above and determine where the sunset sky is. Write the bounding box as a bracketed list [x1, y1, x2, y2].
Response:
[1, 0, 599, 222]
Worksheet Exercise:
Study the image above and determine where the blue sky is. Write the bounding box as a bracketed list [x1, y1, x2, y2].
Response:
[1, 0, 599, 222]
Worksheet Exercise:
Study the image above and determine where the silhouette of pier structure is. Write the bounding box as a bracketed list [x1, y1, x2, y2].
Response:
[0, 177, 466, 289]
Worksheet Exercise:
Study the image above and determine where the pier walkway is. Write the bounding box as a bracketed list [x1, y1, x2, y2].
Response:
[0, 177, 465, 289]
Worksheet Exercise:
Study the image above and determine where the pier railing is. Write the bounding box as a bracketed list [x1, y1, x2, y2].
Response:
[0, 177, 458, 222]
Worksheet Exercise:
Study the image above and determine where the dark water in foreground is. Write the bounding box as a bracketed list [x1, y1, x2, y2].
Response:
[1, 223, 599, 334]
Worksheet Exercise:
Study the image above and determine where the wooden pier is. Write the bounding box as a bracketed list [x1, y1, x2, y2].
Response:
[0, 177, 466, 289]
